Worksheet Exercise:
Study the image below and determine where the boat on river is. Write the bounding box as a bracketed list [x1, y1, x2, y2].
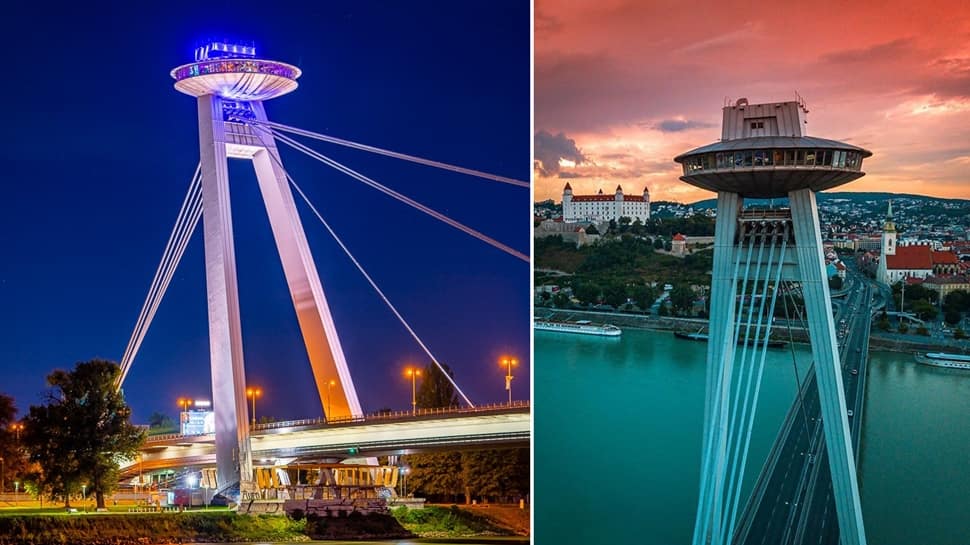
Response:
[534, 319, 622, 337]
[915, 352, 970, 370]
[674, 330, 787, 348]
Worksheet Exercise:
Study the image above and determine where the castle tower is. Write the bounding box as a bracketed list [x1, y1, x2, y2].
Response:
[562, 182, 573, 220]
[877, 201, 896, 285]
[615, 185, 624, 219]
[676, 98, 871, 545]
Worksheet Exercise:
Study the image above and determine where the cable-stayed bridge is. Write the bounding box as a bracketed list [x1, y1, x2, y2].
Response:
[117, 42, 529, 500]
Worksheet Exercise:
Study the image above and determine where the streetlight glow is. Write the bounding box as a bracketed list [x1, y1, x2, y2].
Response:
[404, 367, 422, 416]
[246, 387, 262, 426]
[326, 379, 336, 421]
[501, 357, 518, 406]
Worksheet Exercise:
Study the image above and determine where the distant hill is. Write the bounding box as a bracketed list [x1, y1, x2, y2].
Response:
[689, 192, 970, 209]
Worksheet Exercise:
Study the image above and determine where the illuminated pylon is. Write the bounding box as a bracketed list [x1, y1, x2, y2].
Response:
[170, 42, 363, 496]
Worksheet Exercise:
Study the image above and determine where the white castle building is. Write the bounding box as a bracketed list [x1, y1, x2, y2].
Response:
[562, 183, 650, 223]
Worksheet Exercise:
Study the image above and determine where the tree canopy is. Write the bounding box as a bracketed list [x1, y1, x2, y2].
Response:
[22, 359, 145, 508]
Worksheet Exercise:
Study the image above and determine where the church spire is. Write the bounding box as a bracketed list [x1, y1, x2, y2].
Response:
[883, 200, 895, 232]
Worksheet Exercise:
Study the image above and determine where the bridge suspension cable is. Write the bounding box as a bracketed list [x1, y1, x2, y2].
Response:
[117, 166, 203, 387]
[252, 132, 476, 408]
[249, 123, 528, 263]
[248, 119, 530, 188]
[696, 219, 792, 545]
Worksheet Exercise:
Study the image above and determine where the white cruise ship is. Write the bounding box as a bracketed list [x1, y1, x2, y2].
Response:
[915, 352, 970, 370]
[534, 319, 622, 337]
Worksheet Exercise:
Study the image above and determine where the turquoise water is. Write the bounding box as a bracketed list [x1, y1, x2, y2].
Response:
[535, 328, 970, 544]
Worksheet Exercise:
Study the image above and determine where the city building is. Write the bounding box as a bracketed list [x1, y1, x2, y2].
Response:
[878, 202, 961, 284]
[562, 183, 650, 222]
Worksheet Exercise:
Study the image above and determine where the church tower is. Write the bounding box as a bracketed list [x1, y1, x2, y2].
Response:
[877, 200, 896, 285]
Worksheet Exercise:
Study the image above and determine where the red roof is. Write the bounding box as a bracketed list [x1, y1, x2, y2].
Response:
[572, 195, 616, 202]
[932, 251, 959, 264]
[905, 276, 924, 285]
[886, 245, 933, 270]
[673, 233, 687, 241]
[571, 195, 648, 202]
[563, 182, 572, 190]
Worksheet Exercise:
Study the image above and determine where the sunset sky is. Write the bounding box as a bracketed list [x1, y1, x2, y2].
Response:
[535, 0, 970, 203]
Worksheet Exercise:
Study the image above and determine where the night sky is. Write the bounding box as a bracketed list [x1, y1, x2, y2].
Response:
[0, 1, 530, 423]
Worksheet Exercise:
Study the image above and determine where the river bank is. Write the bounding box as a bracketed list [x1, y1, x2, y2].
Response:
[536, 307, 970, 354]
[0, 504, 525, 545]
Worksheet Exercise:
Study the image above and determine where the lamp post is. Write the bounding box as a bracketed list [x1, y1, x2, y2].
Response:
[177, 398, 192, 435]
[401, 467, 409, 497]
[11, 423, 23, 442]
[501, 357, 517, 406]
[404, 368, 422, 416]
[246, 387, 262, 426]
[326, 379, 336, 421]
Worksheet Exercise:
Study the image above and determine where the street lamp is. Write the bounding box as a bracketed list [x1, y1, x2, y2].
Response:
[246, 387, 262, 426]
[401, 467, 409, 497]
[326, 379, 336, 421]
[177, 398, 193, 434]
[404, 367, 422, 416]
[501, 357, 518, 406]
[11, 423, 23, 442]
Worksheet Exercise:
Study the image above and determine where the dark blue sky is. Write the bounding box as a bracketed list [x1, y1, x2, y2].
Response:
[0, 1, 530, 422]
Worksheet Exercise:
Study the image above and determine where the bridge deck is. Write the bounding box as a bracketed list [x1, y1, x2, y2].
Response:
[735, 273, 872, 545]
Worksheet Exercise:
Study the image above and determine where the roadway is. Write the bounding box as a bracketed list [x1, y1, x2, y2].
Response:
[734, 268, 872, 545]
[124, 402, 530, 476]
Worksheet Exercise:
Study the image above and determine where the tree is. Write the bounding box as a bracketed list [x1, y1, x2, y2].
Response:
[0, 394, 29, 494]
[916, 326, 930, 336]
[944, 309, 961, 326]
[955, 328, 967, 340]
[416, 362, 459, 410]
[23, 360, 145, 509]
[669, 285, 695, 315]
[584, 224, 600, 235]
[898, 322, 909, 334]
[653, 238, 665, 250]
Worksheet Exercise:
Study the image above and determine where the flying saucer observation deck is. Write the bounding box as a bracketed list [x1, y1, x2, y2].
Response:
[674, 136, 872, 198]
[171, 58, 301, 100]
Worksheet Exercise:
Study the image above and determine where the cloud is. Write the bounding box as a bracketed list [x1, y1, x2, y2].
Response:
[651, 119, 716, 132]
[534, 130, 586, 175]
[820, 38, 915, 64]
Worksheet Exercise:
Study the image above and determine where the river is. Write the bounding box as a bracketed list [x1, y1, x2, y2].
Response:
[534, 328, 970, 545]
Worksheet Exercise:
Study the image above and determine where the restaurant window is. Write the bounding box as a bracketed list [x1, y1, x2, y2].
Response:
[795, 150, 806, 166]
[773, 150, 784, 165]
[804, 150, 816, 166]
[716, 153, 728, 169]
[743, 151, 753, 167]
[784, 150, 795, 165]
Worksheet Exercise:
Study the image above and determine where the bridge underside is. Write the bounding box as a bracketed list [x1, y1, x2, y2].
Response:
[123, 410, 530, 479]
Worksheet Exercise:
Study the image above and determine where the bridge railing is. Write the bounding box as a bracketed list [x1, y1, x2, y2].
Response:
[143, 400, 530, 443]
[254, 400, 531, 431]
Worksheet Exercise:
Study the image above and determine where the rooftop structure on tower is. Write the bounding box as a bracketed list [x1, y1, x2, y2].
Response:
[675, 99, 872, 198]
[171, 41, 301, 101]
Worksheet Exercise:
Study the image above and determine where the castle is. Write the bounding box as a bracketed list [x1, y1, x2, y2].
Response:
[562, 183, 650, 223]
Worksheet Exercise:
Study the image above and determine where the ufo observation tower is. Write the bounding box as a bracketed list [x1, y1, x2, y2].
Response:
[170, 42, 362, 498]
[676, 99, 871, 545]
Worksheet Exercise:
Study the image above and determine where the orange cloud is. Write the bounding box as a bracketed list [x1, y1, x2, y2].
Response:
[535, 0, 970, 203]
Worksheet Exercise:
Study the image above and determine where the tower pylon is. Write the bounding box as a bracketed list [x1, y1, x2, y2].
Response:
[171, 42, 363, 497]
[676, 99, 872, 545]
